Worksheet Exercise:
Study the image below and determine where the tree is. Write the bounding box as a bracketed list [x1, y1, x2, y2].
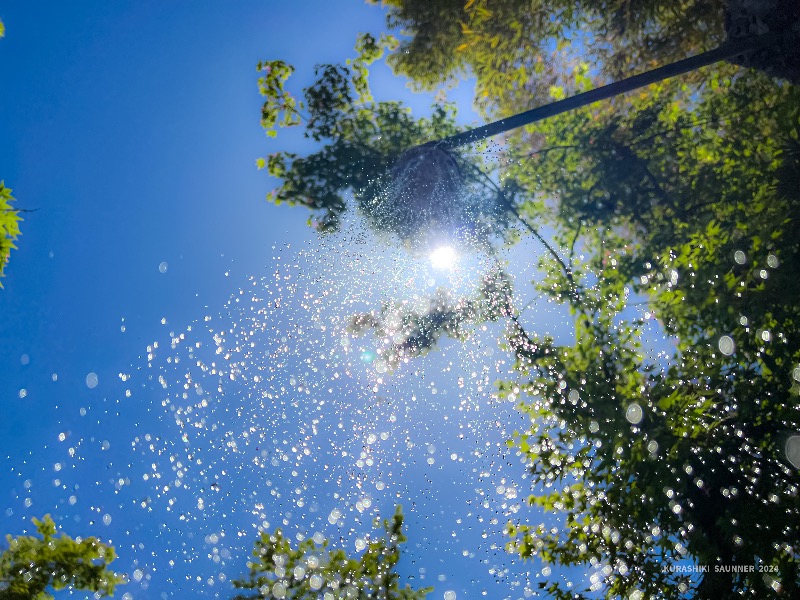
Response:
[231, 505, 431, 599]
[0, 515, 125, 599]
[256, 4, 800, 596]
[0, 23, 22, 285]
[256, 33, 513, 250]
[347, 72, 800, 597]
[372, 0, 727, 118]
[371, 0, 798, 119]
[495, 69, 800, 599]
[0, 182, 21, 285]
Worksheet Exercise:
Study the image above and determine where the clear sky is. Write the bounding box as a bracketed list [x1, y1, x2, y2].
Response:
[0, 3, 586, 598]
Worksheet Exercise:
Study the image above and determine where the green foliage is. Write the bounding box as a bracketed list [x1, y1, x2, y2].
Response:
[231, 505, 431, 599]
[255, 34, 512, 243]
[357, 72, 800, 597]
[0, 182, 21, 286]
[259, 4, 800, 596]
[0, 515, 124, 599]
[496, 71, 800, 597]
[373, 0, 727, 118]
[1, 26, 21, 287]
[257, 60, 302, 135]
[349, 266, 513, 368]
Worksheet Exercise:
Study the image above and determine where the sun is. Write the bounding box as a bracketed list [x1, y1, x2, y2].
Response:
[429, 246, 458, 270]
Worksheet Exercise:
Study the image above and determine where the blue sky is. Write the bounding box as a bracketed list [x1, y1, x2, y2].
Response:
[0, 3, 593, 599]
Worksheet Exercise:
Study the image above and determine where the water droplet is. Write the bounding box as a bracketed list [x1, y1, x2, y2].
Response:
[327, 508, 342, 525]
[86, 372, 99, 388]
[310, 574, 323, 590]
[767, 254, 779, 268]
[734, 250, 746, 264]
[625, 403, 643, 425]
[785, 435, 800, 469]
[718, 336, 735, 356]
[159, 261, 168, 273]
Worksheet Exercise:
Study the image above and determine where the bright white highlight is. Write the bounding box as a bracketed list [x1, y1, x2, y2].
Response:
[429, 246, 458, 270]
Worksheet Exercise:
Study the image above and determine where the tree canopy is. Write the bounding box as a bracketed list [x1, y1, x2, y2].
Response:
[496, 70, 800, 598]
[0, 182, 21, 285]
[257, 2, 800, 597]
[0, 515, 124, 599]
[0, 24, 22, 285]
[256, 33, 511, 249]
[231, 505, 431, 599]
[373, 0, 728, 117]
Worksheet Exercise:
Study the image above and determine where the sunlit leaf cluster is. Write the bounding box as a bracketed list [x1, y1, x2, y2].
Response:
[375, 0, 727, 118]
[0, 515, 124, 599]
[0, 182, 21, 286]
[349, 266, 513, 368]
[256, 34, 512, 246]
[231, 506, 431, 599]
[259, 2, 800, 596]
[497, 71, 800, 597]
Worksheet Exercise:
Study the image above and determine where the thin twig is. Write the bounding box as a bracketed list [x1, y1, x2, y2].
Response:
[462, 160, 502, 195]
[568, 220, 583, 267]
[518, 293, 542, 314]
[510, 206, 576, 290]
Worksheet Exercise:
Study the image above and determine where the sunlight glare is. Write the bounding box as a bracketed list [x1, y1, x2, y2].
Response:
[429, 246, 458, 270]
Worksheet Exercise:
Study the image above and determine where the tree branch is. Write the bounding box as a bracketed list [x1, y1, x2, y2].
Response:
[510, 206, 578, 299]
[568, 219, 583, 267]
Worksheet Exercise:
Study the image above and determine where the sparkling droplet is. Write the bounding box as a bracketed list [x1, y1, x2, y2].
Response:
[767, 254, 779, 268]
[718, 336, 735, 356]
[625, 403, 643, 425]
[785, 435, 800, 469]
[86, 373, 99, 389]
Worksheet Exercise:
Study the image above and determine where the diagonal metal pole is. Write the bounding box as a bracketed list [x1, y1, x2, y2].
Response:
[430, 27, 798, 150]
